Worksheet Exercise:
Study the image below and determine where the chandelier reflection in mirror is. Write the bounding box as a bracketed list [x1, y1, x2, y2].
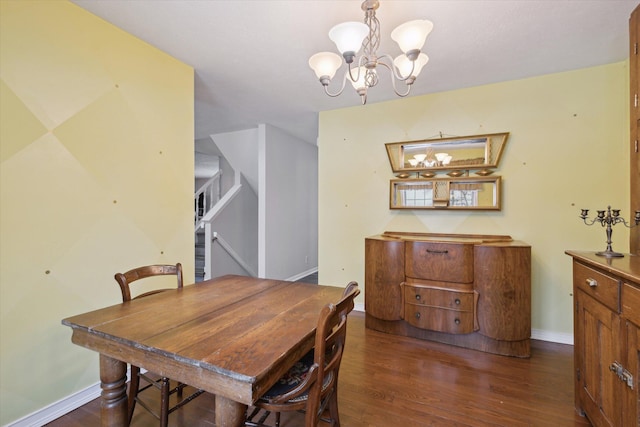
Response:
[308, 0, 433, 104]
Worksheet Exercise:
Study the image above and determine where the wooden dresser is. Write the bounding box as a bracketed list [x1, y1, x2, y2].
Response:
[365, 232, 531, 357]
[566, 251, 640, 427]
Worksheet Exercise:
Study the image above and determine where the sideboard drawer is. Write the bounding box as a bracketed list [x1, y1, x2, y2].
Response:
[405, 241, 473, 283]
[404, 286, 474, 311]
[623, 283, 640, 327]
[405, 305, 474, 334]
[574, 262, 620, 312]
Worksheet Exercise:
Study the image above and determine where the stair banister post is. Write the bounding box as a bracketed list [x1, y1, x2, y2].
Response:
[204, 223, 213, 281]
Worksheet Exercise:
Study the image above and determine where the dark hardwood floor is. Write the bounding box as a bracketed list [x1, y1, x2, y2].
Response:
[46, 312, 590, 426]
[298, 271, 318, 284]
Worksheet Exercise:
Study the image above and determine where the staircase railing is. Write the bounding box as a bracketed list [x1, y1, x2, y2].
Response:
[197, 169, 256, 280]
[210, 230, 257, 278]
[194, 171, 221, 229]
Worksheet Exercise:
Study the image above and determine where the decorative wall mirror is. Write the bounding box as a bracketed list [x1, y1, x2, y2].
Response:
[385, 132, 509, 177]
[390, 177, 501, 210]
[386, 132, 509, 210]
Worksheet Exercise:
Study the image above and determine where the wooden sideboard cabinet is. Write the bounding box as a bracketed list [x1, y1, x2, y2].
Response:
[365, 232, 531, 357]
[566, 251, 640, 427]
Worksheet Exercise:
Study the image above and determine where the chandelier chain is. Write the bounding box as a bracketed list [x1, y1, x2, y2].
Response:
[363, 9, 380, 60]
[362, 6, 381, 90]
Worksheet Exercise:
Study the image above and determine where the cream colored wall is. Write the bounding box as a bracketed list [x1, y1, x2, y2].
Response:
[0, 1, 194, 424]
[319, 62, 628, 339]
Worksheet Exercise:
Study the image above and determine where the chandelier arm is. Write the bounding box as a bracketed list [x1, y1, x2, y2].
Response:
[347, 56, 367, 83]
[323, 70, 350, 97]
[378, 54, 414, 82]
[391, 78, 412, 98]
[376, 60, 412, 97]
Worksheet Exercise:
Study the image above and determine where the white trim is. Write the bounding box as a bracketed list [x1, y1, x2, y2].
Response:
[258, 124, 266, 278]
[6, 382, 102, 427]
[6, 367, 133, 427]
[199, 183, 242, 225]
[531, 328, 574, 345]
[204, 221, 212, 280]
[286, 267, 318, 282]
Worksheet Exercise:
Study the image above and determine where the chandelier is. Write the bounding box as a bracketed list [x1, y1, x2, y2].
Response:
[308, 0, 433, 104]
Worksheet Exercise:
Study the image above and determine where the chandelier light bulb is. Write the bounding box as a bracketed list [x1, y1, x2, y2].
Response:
[309, 52, 343, 81]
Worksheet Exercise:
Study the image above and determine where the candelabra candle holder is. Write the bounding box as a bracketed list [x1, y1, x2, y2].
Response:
[580, 206, 640, 257]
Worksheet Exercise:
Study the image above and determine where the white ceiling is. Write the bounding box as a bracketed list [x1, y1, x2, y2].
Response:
[72, 0, 638, 145]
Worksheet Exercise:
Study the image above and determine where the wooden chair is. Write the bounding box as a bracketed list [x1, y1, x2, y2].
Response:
[114, 263, 204, 427]
[246, 281, 360, 427]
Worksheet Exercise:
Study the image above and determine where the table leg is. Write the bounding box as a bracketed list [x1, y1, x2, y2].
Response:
[99, 354, 128, 427]
[215, 395, 247, 427]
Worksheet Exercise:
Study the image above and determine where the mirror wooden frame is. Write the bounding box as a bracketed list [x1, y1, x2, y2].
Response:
[389, 176, 502, 210]
[385, 132, 509, 211]
[385, 132, 509, 177]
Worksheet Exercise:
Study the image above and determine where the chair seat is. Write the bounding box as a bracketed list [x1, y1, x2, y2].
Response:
[260, 351, 333, 404]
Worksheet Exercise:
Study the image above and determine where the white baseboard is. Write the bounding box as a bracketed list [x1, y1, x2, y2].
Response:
[286, 267, 318, 282]
[531, 328, 574, 345]
[6, 382, 102, 427]
[6, 367, 134, 427]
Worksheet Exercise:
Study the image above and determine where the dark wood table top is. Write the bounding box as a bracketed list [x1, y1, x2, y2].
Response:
[62, 275, 345, 407]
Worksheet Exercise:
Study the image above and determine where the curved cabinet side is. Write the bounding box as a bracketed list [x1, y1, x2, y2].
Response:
[474, 244, 531, 341]
[365, 237, 404, 320]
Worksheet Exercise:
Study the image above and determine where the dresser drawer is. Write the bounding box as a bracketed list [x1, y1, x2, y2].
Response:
[405, 305, 475, 334]
[404, 285, 474, 311]
[574, 262, 620, 312]
[623, 283, 640, 327]
[405, 241, 473, 283]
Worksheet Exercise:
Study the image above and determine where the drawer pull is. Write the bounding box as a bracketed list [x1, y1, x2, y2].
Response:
[415, 294, 421, 301]
[415, 312, 421, 319]
[454, 318, 461, 325]
[426, 249, 448, 254]
[454, 298, 461, 305]
[586, 278, 598, 288]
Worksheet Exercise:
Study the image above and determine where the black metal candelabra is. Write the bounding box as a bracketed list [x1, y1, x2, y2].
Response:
[580, 206, 640, 257]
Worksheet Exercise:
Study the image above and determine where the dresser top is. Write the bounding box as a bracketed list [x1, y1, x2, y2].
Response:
[367, 231, 530, 247]
[565, 250, 640, 284]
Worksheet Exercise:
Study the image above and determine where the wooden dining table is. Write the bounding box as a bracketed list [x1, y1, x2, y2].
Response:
[62, 274, 346, 427]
